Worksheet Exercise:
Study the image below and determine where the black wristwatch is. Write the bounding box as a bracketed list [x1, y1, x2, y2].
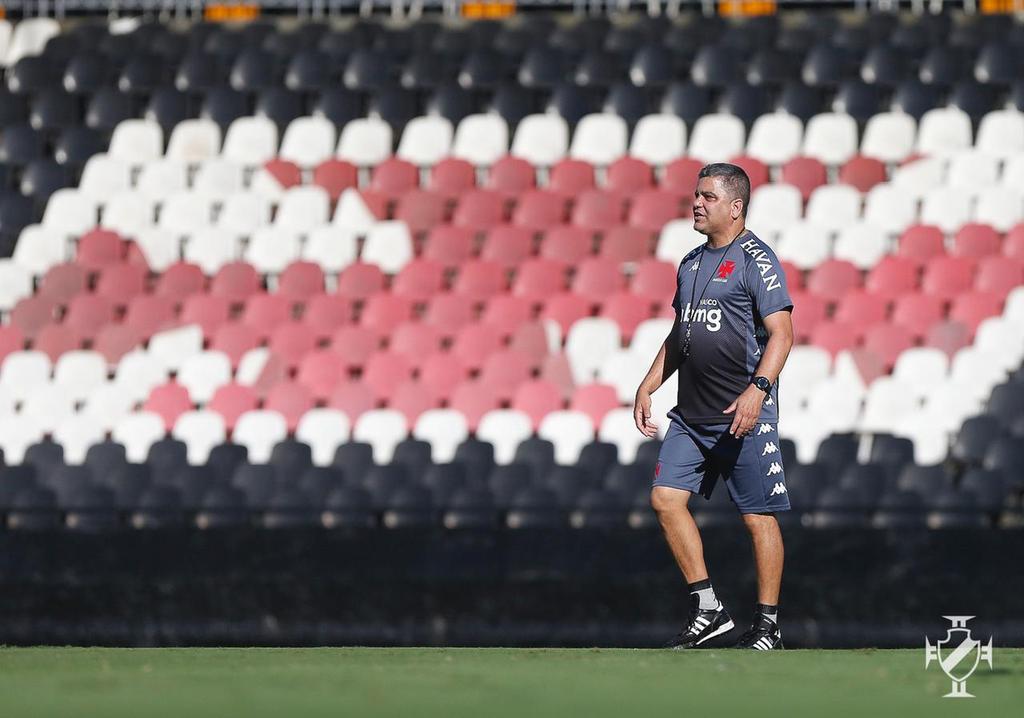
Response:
[752, 376, 772, 394]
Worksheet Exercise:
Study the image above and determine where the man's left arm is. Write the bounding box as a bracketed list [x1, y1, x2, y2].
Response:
[723, 310, 794, 437]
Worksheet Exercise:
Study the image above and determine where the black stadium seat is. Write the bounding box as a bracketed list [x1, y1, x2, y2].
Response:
[312, 87, 365, 128]
[29, 89, 81, 132]
[776, 81, 825, 122]
[628, 45, 675, 89]
[604, 83, 651, 128]
[118, 52, 164, 94]
[860, 45, 908, 87]
[20, 159, 72, 202]
[269, 439, 314, 479]
[918, 46, 971, 86]
[344, 48, 397, 92]
[720, 82, 771, 129]
[7, 56, 58, 94]
[297, 467, 346, 504]
[691, 45, 742, 89]
[458, 49, 507, 90]
[86, 87, 135, 131]
[284, 49, 335, 92]
[146, 88, 195, 134]
[232, 463, 279, 508]
[62, 52, 111, 94]
[131, 485, 186, 529]
[146, 438, 190, 483]
[207, 443, 249, 483]
[230, 48, 279, 92]
[833, 80, 884, 126]
[332, 442, 374, 483]
[54, 127, 106, 168]
[746, 48, 799, 87]
[426, 82, 477, 125]
[201, 87, 252, 130]
[452, 438, 495, 480]
[175, 51, 227, 92]
[322, 486, 377, 528]
[660, 81, 713, 129]
[951, 415, 1002, 466]
[890, 79, 943, 120]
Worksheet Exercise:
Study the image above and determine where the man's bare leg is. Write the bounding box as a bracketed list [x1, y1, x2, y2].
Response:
[650, 486, 708, 583]
[741, 512, 784, 605]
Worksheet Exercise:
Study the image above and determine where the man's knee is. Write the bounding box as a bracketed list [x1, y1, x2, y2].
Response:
[742, 511, 780, 534]
[650, 486, 691, 517]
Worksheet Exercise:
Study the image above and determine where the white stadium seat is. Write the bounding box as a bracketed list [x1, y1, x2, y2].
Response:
[919, 186, 972, 234]
[101, 192, 156, 239]
[3, 17, 59, 66]
[805, 185, 862, 234]
[134, 227, 181, 272]
[599, 407, 652, 464]
[222, 116, 279, 166]
[598, 350, 651, 403]
[302, 226, 359, 273]
[946, 152, 999, 192]
[860, 376, 920, 433]
[21, 382, 76, 432]
[746, 112, 803, 166]
[890, 156, 945, 200]
[361, 221, 414, 274]
[12, 225, 69, 275]
[538, 410, 595, 465]
[173, 410, 228, 464]
[337, 118, 393, 166]
[477, 409, 533, 465]
[746, 183, 804, 239]
[185, 227, 241, 274]
[569, 113, 628, 166]
[973, 187, 1023, 232]
[566, 318, 622, 385]
[280, 116, 337, 168]
[108, 119, 163, 163]
[0, 412, 45, 464]
[273, 186, 330, 233]
[915, 108, 972, 157]
[397, 116, 454, 166]
[452, 114, 509, 166]
[414, 409, 470, 463]
[511, 114, 569, 167]
[0, 259, 33, 310]
[892, 348, 950, 402]
[159, 192, 214, 236]
[863, 183, 917, 235]
[234, 410, 289, 464]
[178, 351, 233, 403]
[42, 189, 97, 236]
[776, 221, 831, 270]
[147, 325, 204, 373]
[166, 118, 222, 162]
[54, 413, 107, 465]
[191, 159, 244, 201]
[53, 350, 108, 403]
[779, 346, 832, 402]
[688, 113, 745, 164]
[352, 409, 409, 464]
[656, 219, 705, 262]
[0, 350, 52, 402]
[113, 411, 167, 463]
[333, 188, 380, 234]
[833, 222, 889, 269]
[860, 112, 916, 164]
[217, 192, 272, 237]
[82, 381, 138, 431]
[244, 227, 301, 274]
[629, 114, 686, 166]
[975, 109, 1024, 160]
[78, 155, 132, 202]
[114, 350, 169, 403]
[135, 159, 189, 201]
[296, 409, 352, 467]
[802, 113, 858, 165]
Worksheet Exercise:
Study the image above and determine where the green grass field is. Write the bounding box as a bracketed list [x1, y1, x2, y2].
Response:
[1, 647, 1021, 717]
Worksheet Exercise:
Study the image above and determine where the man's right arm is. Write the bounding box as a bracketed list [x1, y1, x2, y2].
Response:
[633, 315, 681, 436]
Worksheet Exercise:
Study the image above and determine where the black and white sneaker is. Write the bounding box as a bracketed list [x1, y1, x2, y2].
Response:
[664, 595, 735, 649]
[734, 613, 784, 650]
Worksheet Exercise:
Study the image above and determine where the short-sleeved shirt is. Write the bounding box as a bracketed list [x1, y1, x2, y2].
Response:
[671, 229, 793, 425]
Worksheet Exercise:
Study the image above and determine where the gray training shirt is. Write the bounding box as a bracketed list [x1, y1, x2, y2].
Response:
[671, 229, 794, 425]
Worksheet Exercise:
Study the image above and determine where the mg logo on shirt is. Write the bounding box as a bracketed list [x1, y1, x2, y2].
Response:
[680, 302, 722, 332]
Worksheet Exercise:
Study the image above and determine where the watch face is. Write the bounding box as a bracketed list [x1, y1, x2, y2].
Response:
[755, 378, 770, 392]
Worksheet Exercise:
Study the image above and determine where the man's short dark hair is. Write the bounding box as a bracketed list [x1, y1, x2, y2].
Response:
[697, 163, 751, 218]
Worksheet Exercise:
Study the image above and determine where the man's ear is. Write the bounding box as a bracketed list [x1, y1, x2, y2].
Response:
[731, 198, 743, 220]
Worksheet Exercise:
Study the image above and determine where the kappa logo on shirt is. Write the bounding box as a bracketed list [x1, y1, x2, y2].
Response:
[689, 260, 699, 272]
[761, 442, 778, 456]
[766, 462, 783, 477]
[712, 260, 736, 282]
[770, 482, 787, 496]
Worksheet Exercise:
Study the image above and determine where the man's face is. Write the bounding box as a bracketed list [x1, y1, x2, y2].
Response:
[693, 176, 739, 235]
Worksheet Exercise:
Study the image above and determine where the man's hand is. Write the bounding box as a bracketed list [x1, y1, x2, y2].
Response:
[723, 384, 766, 438]
[633, 390, 658, 438]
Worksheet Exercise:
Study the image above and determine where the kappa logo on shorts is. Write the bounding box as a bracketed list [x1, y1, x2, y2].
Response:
[766, 462, 783, 476]
[761, 442, 778, 456]
[764, 396, 774, 407]
[757, 423, 773, 435]
[770, 482, 787, 496]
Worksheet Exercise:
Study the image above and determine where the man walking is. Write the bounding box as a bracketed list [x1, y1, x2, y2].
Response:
[634, 163, 795, 650]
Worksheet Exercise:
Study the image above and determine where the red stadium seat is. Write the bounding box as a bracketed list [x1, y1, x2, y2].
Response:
[606, 157, 654, 194]
[303, 293, 353, 340]
[479, 349, 535, 400]
[144, 381, 193, 429]
[891, 293, 945, 339]
[428, 157, 477, 199]
[264, 381, 315, 432]
[124, 292, 178, 338]
[423, 225, 476, 267]
[394, 189, 447, 234]
[787, 290, 828, 342]
[362, 351, 415, 401]
[975, 256, 1024, 297]
[452, 259, 507, 302]
[540, 226, 593, 266]
[327, 380, 378, 424]
[360, 294, 416, 335]
[924, 320, 972, 357]
[952, 223, 1001, 259]
[77, 229, 125, 271]
[312, 159, 358, 201]
[898, 225, 946, 267]
[779, 260, 805, 292]
[370, 157, 419, 198]
[389, 379, 438, 424]
[810, 320, 862, 357]
[1004, 223, 1024, 262]
[781, 156, 827, 202]
[39, 262, 88, 304]
[242, 292, 293, 335]
[278, 261, 326, 303]
[549, 159, 596, 196]
[540, 352, 576, 398]
[921, 256, 976, 301]
[949, 291, 1004, 335]
[480, 294, 533, 338]
[541, 292, 593, 335]
[392, 258, 446, 303]
[513, 189, 569, 231]
[509, 321, 550, 366]
[628, 189, 684, 233]
[451, 322, 503, 371]
[419, 352, 468, 401]
[390, 321, 444, 361]
[597, 225, 650, 263]
[422, 293, 476, 336]
[485, 155, 536, 196]
[210, 322, 262, 368]
[513, 379, 566, 428]
[571, 189, 626, 232]
[64, 293, 115, 338]
[570, 383, 621, 426]
[93, 323, 141, 364]
[832, 289, 890, 330]
[631, 259, 677, 303]
[838, 156, 887, 193]
[661, 157, 703, 196]
[154, 262, 206, 304]
[513, 258, 569, 303]
[864, 255, 919, 300]
[0, 324, 26, 365]
[601, 291, 653, 340]
[34, 323, 83, 362]
[452, 189, 506, 232]
[297, 349, 347, 400]
[863, 323, 915, 369]
[268, 322, 318, 369]
[480, 224, 534, 268]
[330, 325, 382, 369]
[179, 293, 231, 338]
[727, 155, 769, 191]
[9, 295, 58, 340]
[210, 262, 262, 305]
[209, 383, 260, 430]
[806, 259, 862, 301]
[336, 262, 387, 300]
[263, 159, 302, 191]
[95, 262, 148, 307]
[449, 379, 502, 431]
[357, 190, 389, 220]
[573, 257, 627, 304]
